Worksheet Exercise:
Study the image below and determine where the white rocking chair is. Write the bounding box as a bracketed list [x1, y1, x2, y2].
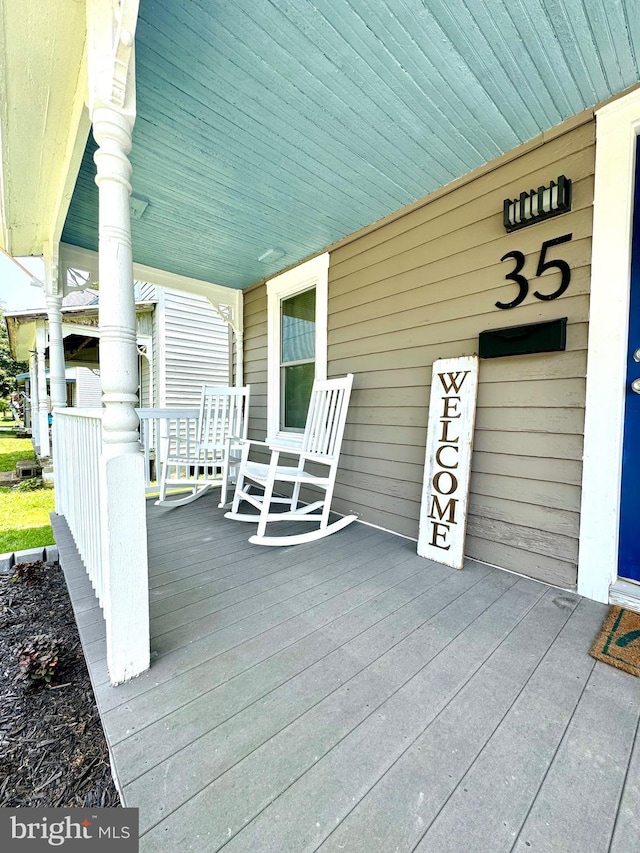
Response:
[225, 374, 357, 545]
[155, 385, 250, 509]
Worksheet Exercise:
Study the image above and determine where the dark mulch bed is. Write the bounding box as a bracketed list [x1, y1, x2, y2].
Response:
[0, 559, 120, 807]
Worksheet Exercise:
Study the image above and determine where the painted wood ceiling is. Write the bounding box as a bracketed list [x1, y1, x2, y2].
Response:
[62, 0, 640, 289]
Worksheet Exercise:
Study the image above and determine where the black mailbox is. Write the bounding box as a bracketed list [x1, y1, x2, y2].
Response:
[478, 317, 567, 359]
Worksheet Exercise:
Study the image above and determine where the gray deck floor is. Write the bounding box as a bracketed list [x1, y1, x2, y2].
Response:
[53, 493, 640, 853]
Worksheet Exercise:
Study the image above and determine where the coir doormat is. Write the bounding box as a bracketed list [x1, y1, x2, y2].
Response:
[590, 606, 640, 678]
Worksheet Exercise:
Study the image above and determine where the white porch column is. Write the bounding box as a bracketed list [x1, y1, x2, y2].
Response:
[35, 321, 50, 457]
[89, 0, 148, 684]
[234, 328, 244, 387]
[29, 351, 40, 446]
[44, 247, 67, 412]
[46, 293, 67, 411]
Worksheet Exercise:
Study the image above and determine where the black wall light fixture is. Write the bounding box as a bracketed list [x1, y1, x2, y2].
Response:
[503, 175, 571, 232]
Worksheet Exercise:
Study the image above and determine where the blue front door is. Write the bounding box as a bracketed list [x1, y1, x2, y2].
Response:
[618, 136, 640, 583]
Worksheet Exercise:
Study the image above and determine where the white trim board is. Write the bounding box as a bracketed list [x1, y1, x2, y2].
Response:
[266, 252, 328, 447]
[609, 579, 640, 614]
[59, 242, 242, 333]
[578, 88, 640, 603]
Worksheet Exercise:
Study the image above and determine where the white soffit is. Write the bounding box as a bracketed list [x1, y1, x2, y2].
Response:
[0, 0, 89, 256]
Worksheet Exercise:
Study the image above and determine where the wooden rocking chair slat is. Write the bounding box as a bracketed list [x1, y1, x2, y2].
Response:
[155, 385, 250, 509]
[225, 374, 356, 545]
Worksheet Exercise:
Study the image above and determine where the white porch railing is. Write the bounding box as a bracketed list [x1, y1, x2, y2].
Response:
[137, 407, 199, 493]
[53, 406, 151, 684]
[53, 406, 204, 683]
[53, 408, 105, 606]
[53, 408, 201, 593]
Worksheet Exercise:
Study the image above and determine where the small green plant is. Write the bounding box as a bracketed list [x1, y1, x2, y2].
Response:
[15, 634, 64, 684]
[15, 477, 43, 492]
[11, 560, 43, 584]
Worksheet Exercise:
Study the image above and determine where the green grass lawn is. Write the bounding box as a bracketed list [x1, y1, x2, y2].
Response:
[0, 486, 55, 553]
[0, 435, 36, 472]
[0, 433, 54, 554]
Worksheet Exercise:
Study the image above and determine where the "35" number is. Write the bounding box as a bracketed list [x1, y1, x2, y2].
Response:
[496, 233, 572, 310]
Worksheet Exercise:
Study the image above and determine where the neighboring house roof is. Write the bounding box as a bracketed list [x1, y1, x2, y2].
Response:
[4, 301, 155, 363]
[61, 288, 99, 307]
[15, 370, 76, 383]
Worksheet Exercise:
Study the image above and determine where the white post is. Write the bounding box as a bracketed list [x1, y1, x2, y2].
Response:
[44, 246, 67, 413]
[89, 0, 148, 684]
[234, 329, 244, 387]
[36, 321, 50, 457]
[46, 294, 67, 411]
[29, 351, 40, 447]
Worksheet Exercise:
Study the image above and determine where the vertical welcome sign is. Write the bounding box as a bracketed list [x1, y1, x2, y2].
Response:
[418, 356, 479, 569]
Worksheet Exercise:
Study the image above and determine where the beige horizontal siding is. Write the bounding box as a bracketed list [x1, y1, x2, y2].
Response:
[243, 287, 268, 441]
[243, 116, 595, 588]
[332, 121, 594, 268]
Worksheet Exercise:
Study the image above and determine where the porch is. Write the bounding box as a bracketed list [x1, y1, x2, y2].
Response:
[53, 492, 640, 853]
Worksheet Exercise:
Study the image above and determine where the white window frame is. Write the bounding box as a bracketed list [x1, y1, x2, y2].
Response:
[266, 253, 329, 447]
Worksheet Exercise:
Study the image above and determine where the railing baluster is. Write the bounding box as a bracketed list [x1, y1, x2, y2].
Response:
[136, 408, 200, 496]
[53, 409, 104, 607]
[54, 407, 200, 620]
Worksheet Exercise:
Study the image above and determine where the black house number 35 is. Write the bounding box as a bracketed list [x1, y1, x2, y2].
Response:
[496, 233, 573, 309]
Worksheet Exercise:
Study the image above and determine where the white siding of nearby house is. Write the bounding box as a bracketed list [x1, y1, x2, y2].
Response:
[74, 367, 102, 407]
[160, 289, 230, 407]
[135, 284, 230, 406]
[139, 357, 152, 409]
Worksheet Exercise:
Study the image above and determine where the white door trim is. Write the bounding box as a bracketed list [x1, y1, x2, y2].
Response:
[578, 88, 640, 603]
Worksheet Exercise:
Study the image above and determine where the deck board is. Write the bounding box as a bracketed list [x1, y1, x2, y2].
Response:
[52, 493, 640, 852]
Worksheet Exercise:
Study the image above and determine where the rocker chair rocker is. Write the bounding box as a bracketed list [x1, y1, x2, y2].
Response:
[225, 374, 356, 545]
[155, 385, 250, 509]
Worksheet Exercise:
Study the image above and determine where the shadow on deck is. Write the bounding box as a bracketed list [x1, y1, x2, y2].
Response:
[53, 493, 640, 852]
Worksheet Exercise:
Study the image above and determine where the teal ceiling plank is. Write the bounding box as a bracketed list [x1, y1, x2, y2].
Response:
[134, 141, 344, 243]
[501, 0, 584, 115]
[62, 0, 640, 290]
[342, 0, 527, 144]
[134, 90, 377, 233]
[338, 0, 520, 157]
[200, 1, 459, 190]
[621, 0, 640, 71]
[582, 0, 638, 90]
[181, 0, 437, 193]
[132, 80, 404, 236]
[445, 0, 571, 124]
[257, 0, 484, 173]
[132, 141, 354, 250]
[542, 0, 610, 102]
[64, 135, 352, 290]
[139, 6, 425, 204]
[420, 0, 545, 137]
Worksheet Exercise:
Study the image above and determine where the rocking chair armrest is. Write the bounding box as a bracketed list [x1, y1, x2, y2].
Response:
[225, 433, 247, 448]
[238, 439, 298, 454]
[232, 439, 271, 457]
[236, 439, 303, 465]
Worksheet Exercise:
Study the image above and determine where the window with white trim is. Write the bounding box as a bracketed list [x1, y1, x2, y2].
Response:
[267, 253, 328, 446]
